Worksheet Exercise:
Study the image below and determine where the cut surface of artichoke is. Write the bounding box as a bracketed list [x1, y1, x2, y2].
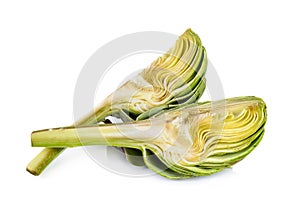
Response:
[32, 96, 267, 179]
[82, 28, 207, 123]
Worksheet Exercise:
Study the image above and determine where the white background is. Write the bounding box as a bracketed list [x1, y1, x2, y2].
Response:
[1, 1, 299, 204]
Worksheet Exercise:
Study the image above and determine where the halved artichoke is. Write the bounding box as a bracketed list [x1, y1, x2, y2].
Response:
[27, 29, 208, 175]
[32, 96, 267, 179]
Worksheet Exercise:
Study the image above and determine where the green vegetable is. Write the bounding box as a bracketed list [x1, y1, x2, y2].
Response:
[31, 96, 267, 179]
[26, 29, 207, 175]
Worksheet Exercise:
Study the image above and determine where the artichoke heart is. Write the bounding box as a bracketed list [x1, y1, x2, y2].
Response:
[89, 28, 207, 123]
[145, 96, 267, 178]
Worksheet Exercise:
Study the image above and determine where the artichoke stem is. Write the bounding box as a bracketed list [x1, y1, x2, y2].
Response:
[26, 103, 111, 175]
[31, 123, 154, 148]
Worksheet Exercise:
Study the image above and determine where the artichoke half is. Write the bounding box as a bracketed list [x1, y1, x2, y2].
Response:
[32, 96, 267, 179]
[27, 29, 208, 175]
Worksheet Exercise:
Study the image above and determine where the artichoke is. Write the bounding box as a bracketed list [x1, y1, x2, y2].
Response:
[31, 96, 267, 179]
[27, 29, 207, 175]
